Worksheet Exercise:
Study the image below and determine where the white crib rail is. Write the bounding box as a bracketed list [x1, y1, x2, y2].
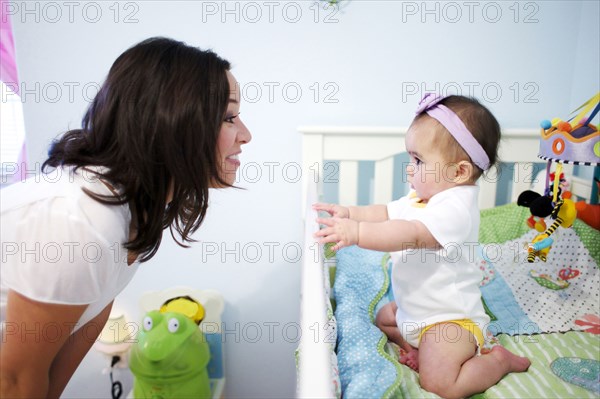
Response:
[297, 182, 334, 399]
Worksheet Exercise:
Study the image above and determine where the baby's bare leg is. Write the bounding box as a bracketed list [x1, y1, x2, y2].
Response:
[375, 302, 419, 371]
[418, 323, 530, 399]
[375, 302, 402, 345]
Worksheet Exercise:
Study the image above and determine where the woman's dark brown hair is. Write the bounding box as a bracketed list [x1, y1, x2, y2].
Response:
[43, 37, 232, 262]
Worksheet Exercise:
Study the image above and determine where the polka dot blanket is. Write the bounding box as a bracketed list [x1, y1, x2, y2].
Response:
[334, 246, 401, 399]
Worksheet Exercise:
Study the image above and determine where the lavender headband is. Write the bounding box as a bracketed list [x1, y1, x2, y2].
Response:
[416, 93, 490, 171]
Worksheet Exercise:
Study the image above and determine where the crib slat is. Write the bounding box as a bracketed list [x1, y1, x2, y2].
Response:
[511, 162, 536, 203]
[339, 161, 358, 206]
[374, 157, 394, 204]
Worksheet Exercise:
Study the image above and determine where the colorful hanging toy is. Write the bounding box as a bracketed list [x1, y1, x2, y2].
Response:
[518, 92, 600, 262]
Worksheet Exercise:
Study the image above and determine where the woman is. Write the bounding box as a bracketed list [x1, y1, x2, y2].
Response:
[0, 37, 251, 397]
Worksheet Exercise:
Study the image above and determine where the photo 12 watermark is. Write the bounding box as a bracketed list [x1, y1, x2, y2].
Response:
[199, 241, 305, 264]
[2, 240, 128, 265]
[0, 237, 531, 268]
[1, 159, 541, 187]
[1, 1, 141, 24]
[401, 81, 540, 104]
[1, 236, 347, 267]
[227, 161, 338, 185]
[232, 81, 340, 104]
[200, 1, 340, 24]
[400, 1, 540, 24]
[1, 81, 101, 104]
[1, 80, 341, 105]
[2, 318, 547, 346]
[399, 160, 542, 185]
[1, 319, 337, 345]
[396, 240, 523, 265]
[0, 162, 109, 185]
[0, 161, 342, 186]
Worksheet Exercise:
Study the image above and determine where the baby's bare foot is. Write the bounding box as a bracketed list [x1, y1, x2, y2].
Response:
[490, 345, 531, 373]
[399, 348, 419, 372]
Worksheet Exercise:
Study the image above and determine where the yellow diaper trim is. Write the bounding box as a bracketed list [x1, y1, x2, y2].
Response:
[419, 319, 485, 348]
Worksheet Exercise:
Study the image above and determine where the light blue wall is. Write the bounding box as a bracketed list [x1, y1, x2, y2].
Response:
[571, 1, 600, 185]
[8, 1, 599, 397]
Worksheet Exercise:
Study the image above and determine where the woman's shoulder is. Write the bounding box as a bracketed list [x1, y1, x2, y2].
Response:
[1, 165, 130, 243]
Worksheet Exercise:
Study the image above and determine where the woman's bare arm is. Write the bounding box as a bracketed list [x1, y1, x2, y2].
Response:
[47, 301, 113, 398]
[0, 290, 98, 398]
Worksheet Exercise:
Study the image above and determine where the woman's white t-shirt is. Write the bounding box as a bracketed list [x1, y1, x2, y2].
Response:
[387, 186, 490, 347]
[0, 166, 139, 332]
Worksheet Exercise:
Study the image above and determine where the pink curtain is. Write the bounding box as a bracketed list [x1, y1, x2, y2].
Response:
[1, 0, 27, 183]
[1, 0, 19, 92]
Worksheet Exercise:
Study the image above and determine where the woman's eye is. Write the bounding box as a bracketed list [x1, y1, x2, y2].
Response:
[414, 158, 422, 166]
[224, 113, 240, 124]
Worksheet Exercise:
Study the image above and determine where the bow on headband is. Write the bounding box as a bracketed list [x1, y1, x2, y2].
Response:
[416, 93, 445, 115]
[415, 93, 491, 171]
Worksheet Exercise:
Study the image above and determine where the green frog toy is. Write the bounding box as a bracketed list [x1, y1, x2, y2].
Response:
[129, 308, 211, 398]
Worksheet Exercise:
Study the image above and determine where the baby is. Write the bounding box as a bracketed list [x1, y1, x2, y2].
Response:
[314, 94, 530, 399]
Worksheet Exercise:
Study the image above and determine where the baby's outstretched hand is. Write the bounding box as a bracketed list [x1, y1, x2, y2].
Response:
[314, 217, 359, 252]
[312, 203, 350, 218]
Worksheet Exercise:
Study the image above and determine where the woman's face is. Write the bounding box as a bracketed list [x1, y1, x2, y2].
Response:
[216, 71, 252, 186]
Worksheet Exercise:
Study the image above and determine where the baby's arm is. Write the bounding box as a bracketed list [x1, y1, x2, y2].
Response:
[315, 218, 440, 252]
[313, 203, 389, 222]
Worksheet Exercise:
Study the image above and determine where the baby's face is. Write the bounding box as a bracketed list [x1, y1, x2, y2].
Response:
[405, 117, 463, 201]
